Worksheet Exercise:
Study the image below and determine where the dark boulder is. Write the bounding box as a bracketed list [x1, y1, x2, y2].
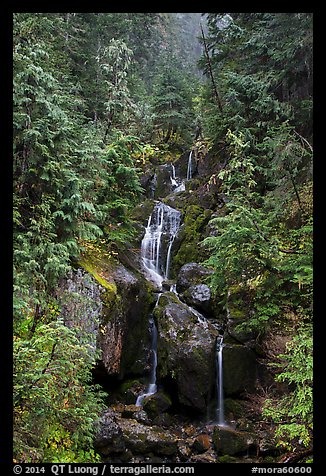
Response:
[94, 410, 125, 456]
[143, 391, 172, 419]
[79, 249, 155, 380]
[118, 418, 179, 456]
[154, 292, 218, 413]
[176, 262, 213, 294]
[181, 283, 211, 313]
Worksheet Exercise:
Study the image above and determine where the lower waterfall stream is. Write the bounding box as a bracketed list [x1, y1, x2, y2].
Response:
[135, 305, 160, 406]
[215, 335, 225, 426]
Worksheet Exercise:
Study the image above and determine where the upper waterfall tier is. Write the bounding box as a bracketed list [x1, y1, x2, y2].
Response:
[141, 202, 181, 288]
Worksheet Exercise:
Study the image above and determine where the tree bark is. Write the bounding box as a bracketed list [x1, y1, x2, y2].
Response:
[30, 303, 42, 337]
[200, 23, 223, 114]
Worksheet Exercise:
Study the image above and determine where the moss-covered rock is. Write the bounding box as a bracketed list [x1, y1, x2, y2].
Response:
[143, 391, 172, 419]
[223, 398, 246, 420]
[117, 379, 146, 405]
[79, 246, 155, 379]
[95, 408, 179, 458]
[118, 418, 179, 456]
[172, 206, 213, 273]
[94, 409, 125, 456]
[212, 426, 253, 456]
[217, 454, 239, 463]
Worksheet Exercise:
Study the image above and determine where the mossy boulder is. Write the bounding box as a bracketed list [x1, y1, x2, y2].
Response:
[212, 426, 254, 456]
[117, 379, 146, 405]
[172, 206, 213, 273]
[94, 410, 125, 456]
[223, 398, 246, 420]
[154, 292, 218, 413]
[117, 418, 179, 456]
[143, 391, 172, 419]
[95, 408, 179, 458]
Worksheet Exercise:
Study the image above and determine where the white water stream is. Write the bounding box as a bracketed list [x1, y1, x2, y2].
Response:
[186, 150, 193, 181]
[140, 202, 181, 288]
[136, 299, 160, 406]
[215, 335, 226, 425]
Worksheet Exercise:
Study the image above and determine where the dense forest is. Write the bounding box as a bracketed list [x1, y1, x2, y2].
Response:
[13, 13, 313, 464]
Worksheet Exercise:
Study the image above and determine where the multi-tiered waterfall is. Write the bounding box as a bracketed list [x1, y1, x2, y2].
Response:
[136, 201, 181, 405]
[136, 156, 221, 413]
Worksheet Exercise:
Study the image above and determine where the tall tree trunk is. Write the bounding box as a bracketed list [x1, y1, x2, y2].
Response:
[164, 123, 172, 143]
[200, 23, 223, 114]
[30, 303, 41, 337]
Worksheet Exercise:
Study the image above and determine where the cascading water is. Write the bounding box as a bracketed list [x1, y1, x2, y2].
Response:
[136, 295, 160, 406]
[186, 150, 193, 181]
[170, 164, 178, 188]
[170, 164, 185, 193]
[215, 335, 225, 425]
[140, 202, 181, 287]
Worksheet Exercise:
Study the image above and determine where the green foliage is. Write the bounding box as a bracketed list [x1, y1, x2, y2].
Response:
[13, 318, 105, 463]
[151, 54, 199, 145]
[200, 14, 313, 456]
[263, 325, 313, 450]
[200, 13, 312, 141]
[202, 130, 278, 291]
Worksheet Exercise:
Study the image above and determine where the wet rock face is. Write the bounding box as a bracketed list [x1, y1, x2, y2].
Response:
[154, 292, 218, 413]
